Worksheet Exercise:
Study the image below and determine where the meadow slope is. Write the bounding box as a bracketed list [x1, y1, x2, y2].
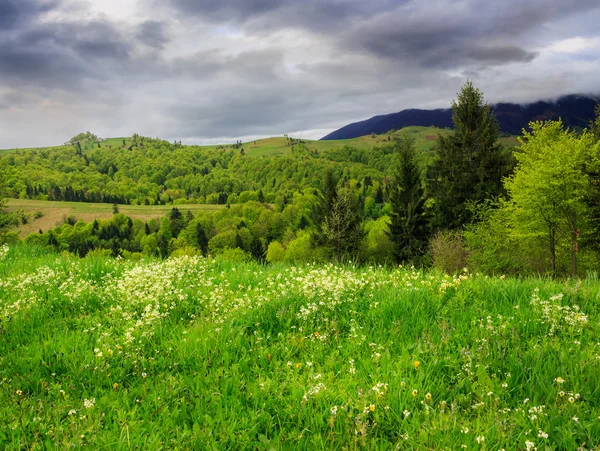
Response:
[0, 246, 598, 449]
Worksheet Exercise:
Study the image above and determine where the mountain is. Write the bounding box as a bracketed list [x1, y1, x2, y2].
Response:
[321, 94, 600, 140]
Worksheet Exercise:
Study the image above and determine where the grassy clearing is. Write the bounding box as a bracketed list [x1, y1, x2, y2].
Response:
[6, 199, 224, 236]
[0, 245, 598, 449]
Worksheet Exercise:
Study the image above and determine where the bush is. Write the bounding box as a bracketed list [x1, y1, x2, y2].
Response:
[266, 241, 286, 263]
[429, 230, 468, 274]
[215, 247, 252, 263]
[86, 248, 113, 259]
[171, 246, 201, 258]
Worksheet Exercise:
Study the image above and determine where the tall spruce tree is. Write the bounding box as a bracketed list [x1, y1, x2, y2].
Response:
[428, 81, 513, 229]
[591, 104, 600, 142]
[583, 105, 600, 252]
[387, 138, 428, 264]
[321, 188, 365, 260]
[313, 169, 338, 245]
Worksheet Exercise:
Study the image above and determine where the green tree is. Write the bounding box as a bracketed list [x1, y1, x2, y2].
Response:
[321, 188, 365, 260]
[0, 169, 11, 238]
[387, 138, 428, 264]
[591, 104, 600, 142]
[428, 81, 513, 229]
[505, 120, 597, 277]
[584, 105, 600, 252]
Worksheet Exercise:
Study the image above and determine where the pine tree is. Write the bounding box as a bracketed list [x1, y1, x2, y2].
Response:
[583, 105, 600, 252]
[591, 104, 600, 142]
[322, 188, 365, 260]
[387, 138, 428, 264]
[196, 223, 209, 256]
[428, 81, 513, 229]
[314, 169, 338, 229]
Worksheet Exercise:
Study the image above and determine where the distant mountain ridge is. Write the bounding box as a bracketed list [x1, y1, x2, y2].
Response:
[321, 94, 600, 140]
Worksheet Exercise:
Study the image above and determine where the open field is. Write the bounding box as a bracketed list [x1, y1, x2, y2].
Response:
[6, 199, 225, 236]
[0, 246, 598, 449]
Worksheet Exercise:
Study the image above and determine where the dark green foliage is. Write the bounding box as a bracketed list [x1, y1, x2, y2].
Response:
[195, 223, 209, 256]
[591, 104, 600, 142]
[387, 138, 428, 264]
[169, 207, 185, 237]
[321, 188, 365, 260]
[313, 169, 338, 236]
[582, 106, 600, 252]
[428, 81, 514, 229]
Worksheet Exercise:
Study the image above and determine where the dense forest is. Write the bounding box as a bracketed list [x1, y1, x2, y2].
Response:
[0, 133, 389, 207]
[2, 82, 600, 278]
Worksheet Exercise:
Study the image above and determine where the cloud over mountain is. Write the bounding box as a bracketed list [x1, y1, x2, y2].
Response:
[0, 0, 599, 148]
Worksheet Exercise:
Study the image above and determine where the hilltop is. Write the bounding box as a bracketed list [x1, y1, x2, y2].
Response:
[322, 94, 600, 140]
[1, 126, 517, 159]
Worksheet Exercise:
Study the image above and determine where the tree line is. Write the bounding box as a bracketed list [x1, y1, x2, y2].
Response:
[3, 82, 600, 277]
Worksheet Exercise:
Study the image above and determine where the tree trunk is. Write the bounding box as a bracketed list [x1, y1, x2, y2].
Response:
[571, 212, 578, 278]
[549, 224, 556, 279]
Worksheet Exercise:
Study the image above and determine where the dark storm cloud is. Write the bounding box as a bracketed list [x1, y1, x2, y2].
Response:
[0, 20, 132, 89]
[0, 0, 599, 148]
[136, 20, 170, 50]
[163, 0, 600, 68]
[343, 0, 600, 67]
[0, 0, 58, 28]
[0, 2, 172, 95]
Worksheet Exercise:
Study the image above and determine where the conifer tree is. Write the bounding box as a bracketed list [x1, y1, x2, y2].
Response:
[583, 105, 600, 252]
[428, 81, 513, 229]
[195, 223, 209, 256]
[322, 188, 365, 260]
[387, 138, 428, 264]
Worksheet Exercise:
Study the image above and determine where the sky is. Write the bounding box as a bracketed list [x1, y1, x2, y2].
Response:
[1, 0, 600, 148]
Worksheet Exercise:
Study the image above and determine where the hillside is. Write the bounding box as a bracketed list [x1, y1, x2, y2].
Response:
[1, 246, 598, 449]
[0, 127, 518, 212]
[322, 94, 600, 140]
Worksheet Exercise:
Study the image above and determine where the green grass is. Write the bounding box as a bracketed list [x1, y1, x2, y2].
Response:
[6, 199, 225, 236]
[0, 245, 598, 449]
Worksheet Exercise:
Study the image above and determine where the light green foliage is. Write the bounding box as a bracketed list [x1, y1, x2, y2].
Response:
[284, 231, 325, 263]
[505, 121, 598, 276]
[266, 241, 286, 263]
[361, 217, 394, 263]
[0, 247, 599, 448]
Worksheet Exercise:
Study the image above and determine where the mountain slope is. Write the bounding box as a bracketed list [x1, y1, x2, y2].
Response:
[322, 94, 599, 140]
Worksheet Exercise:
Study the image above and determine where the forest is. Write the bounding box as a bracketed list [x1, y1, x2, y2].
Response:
[2, 82, 600, 278]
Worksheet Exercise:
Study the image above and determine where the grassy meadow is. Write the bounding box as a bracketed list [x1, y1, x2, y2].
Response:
[0, 245, 598, 449]
[6, 199, 225, 236]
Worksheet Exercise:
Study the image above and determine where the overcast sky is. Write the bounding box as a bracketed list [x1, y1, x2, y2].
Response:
[1, 0, 600, 148]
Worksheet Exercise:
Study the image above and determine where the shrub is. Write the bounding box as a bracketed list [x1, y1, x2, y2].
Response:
[266, 241, 286, 263]
[429, 230, 468, 274]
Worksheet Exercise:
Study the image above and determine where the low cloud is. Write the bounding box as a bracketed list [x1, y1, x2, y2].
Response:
[0, 0, 599, 148]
